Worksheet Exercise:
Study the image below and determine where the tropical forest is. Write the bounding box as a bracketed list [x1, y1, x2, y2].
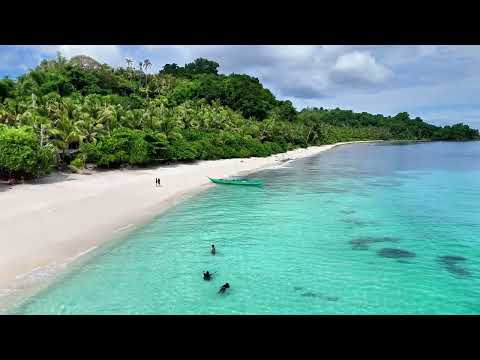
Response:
[0, 54, 478, 180]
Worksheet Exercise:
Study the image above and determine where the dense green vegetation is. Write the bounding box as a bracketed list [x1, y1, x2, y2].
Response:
[0, 125, 56, 178]
[0, 54, 478, 179]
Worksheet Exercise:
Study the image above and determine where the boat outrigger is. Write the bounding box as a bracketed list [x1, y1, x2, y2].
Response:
[208, 177, 264, 186]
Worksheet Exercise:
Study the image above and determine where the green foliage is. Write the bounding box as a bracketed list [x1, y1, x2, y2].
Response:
[432, 123, 479, 140]
[162, 72, 278, 120]
[82, 128, 151, 167]
[0, 78, 16, 101]
[0, 125, 56, 178]
[160, 58, 219, 78]
[70, 154, 85, 169]
[296, 108, 476, 141]
[15, 55, 136, 98]
[166, 78, 202, 106]
[221, 74, 277, 120]
[0, 55, 477, 179]
[270, 100, 297, 122]
[165, 135, 198, 161]
[144, 131, 169, 161]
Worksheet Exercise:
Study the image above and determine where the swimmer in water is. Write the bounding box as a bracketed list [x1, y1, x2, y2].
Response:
[218, 282, 230, 294]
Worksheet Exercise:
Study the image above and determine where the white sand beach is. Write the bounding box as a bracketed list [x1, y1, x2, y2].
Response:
[0, 141, 376, 309]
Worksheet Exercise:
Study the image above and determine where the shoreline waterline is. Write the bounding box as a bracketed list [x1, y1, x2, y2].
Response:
[0, 140, 380, 312]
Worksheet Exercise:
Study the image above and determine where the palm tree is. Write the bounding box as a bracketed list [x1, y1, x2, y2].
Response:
[138, 61, 144, 90]
[98, 104, 119, 135]
[49, 115, 84, 160]
[143, 59, 152, 98]
[125, 58, 134, 68]
[45, 98, 63, 120]
[125, 58, 134, 81]
[75, 111, 103, 144]
[0, 103, 15, 124]
[31, 93, 37, 108]
[161, 116, 183, 139]
[120, 109, 142, 129]
[143, 59, 152, 72]
[15, 109, 52, 146]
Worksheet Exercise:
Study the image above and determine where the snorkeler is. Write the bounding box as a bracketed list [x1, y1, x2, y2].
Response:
[211, 244, 216, 255]
[203, 271, 212, 281]
[218, 283, 230, 294]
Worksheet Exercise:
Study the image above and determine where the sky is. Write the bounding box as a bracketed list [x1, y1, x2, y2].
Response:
[1, 45, 479, 129]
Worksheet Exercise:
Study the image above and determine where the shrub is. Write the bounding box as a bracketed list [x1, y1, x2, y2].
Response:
[144, 131, 169, 161]
[81, 128, 150, 168]
[129, 135, 150, 165]
[0, 126, 56, 178]
[69, 154, 86, 170]
[165, 136, 198, 161]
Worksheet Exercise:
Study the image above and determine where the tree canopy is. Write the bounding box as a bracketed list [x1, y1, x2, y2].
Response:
[159, 58, 219, 78]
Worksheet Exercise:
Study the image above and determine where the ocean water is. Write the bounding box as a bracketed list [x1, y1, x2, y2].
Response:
[14, 141, 480, 314]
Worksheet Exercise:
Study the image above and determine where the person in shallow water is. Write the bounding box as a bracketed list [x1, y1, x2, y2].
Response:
[203, 271, 212, 280]
[211, 244, 216, 255]
[218, 283, 230, 294]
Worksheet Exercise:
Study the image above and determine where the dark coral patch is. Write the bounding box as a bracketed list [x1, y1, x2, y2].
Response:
[447, 266, 471, 276]
[377, 248, 416, 259]
[351, 242, 370, 250]
[350, 236, 399, 250]
[317, 187, 349, 193]
[299, 290, 340, 302]
[437, 256, 471, 277]
[439, 255, 466, 262]
[342, 218, 378, 226]
[325, 296, 339, 302]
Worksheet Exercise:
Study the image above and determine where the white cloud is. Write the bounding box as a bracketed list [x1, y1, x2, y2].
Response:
[296, 73, 480, 129]
[22, 45, 60, 54]
[3, 45, 480, 128]
[417, 45, 437, 57]
[28, 45, 124, 66]
[59, 45, 124, 66]
[332, 51, 393, 84]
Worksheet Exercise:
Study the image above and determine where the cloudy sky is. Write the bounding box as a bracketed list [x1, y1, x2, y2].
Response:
[1, 45, 479, 129]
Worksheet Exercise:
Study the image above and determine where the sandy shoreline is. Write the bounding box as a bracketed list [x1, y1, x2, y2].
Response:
[0, 140, 377, 311]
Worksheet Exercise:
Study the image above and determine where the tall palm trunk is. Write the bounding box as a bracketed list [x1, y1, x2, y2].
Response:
[40, 124, 44, 147]
[305, 126, 313, 144]
[145, 73, 149, 99]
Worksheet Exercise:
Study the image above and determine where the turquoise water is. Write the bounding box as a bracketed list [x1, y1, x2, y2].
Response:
[14, 141, 480, 314]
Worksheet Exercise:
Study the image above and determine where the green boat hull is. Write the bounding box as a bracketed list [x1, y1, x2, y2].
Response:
[208, 177, 263, 186]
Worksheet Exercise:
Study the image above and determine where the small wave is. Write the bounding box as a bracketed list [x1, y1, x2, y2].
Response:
[114, 224, 136, 233]
[0, 288, 14, 297]
[66, 246, 98, 262]
[15, 266, 43, 280]
[14, 262, 63, 285]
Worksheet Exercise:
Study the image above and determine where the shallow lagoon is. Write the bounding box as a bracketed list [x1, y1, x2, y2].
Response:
[15, 141, 480, 314]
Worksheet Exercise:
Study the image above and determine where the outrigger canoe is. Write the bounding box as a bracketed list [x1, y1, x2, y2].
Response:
[208, 177, 264, 186]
